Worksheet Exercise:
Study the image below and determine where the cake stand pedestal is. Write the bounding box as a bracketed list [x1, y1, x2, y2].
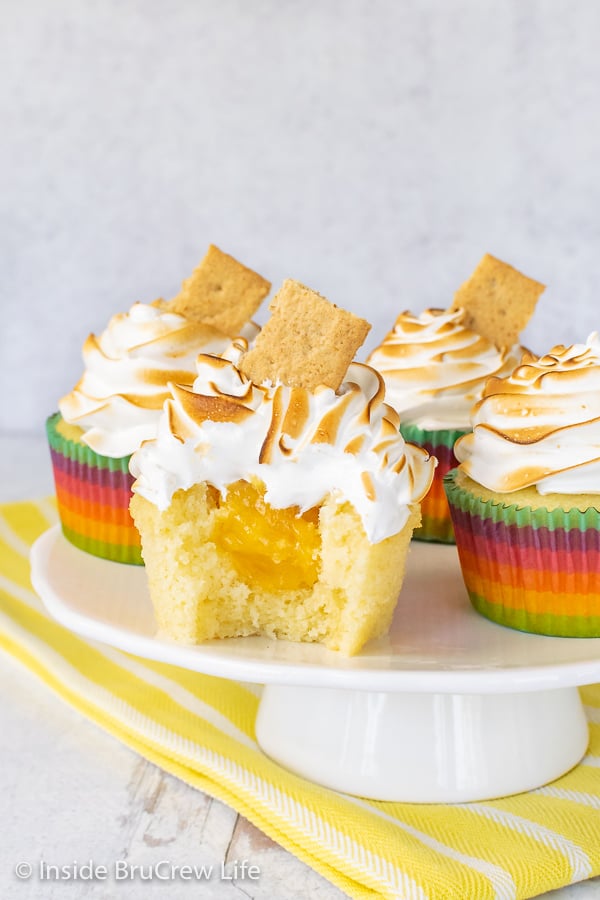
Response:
[31, 529, 600, 803]
[256, 685, 587, 803]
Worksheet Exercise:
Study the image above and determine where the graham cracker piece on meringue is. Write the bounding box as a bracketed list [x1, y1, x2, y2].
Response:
[169, 244, 271, 337]
[239, 279, 370, 392]
[451, 254, 545, 349]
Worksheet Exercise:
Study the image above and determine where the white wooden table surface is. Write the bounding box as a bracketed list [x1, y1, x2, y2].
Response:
[1, 434, 599, 900]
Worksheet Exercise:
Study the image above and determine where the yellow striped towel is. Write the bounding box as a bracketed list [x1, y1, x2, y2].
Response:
[1, 498, 600, 900]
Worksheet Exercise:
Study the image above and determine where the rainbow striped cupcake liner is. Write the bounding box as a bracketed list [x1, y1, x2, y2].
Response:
[46, 413, 143, 565]
[444, 469, 600, 636]
[399, 424, 468, 544]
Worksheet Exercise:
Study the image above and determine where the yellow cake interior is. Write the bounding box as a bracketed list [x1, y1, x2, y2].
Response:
[454, 467, 600, 512]
[130, 479, 420, 656]
[55, 416, 86, 443]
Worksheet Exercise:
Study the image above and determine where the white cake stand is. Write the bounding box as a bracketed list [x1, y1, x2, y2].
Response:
[30, 526, 600, 803]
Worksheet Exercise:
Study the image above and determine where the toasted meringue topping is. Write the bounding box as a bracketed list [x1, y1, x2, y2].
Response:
[455, 333, 600, 494]
[59, 302, 259, 457]
[366, 308, 522, 429]
[130, 350, 435, 543]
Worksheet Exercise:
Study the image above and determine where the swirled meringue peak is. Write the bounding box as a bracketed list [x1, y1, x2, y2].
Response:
[367, 308, 522, 429]
[59, 301, 259, 458]
[455, 333, 600, 494]
[130, 349, 435, 543]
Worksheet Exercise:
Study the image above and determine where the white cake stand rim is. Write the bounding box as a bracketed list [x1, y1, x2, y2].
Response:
[29, 526, 600, 695]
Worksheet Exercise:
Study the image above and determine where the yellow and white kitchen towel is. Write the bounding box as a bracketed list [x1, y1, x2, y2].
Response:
[1, 498, 600, 900]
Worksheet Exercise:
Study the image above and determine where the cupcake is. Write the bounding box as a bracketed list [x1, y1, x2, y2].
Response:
[445, 335, 600, 637]
[48, 245, 271, 564]
[367, 254, 545, 543]
[130, 280, 435, 654]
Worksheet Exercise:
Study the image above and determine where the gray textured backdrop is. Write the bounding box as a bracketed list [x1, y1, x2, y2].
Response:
[3, 0, 600, 433]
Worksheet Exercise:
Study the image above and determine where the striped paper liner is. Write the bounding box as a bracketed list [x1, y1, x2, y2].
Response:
[46, 413, 142, 565]
[400, 424, 468, 544]
[445, 469, 600, 637]
[1, 499, 600, 899]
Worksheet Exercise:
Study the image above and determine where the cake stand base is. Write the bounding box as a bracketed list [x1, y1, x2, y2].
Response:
[255, 684, 589, 803]
[31, 528, 600, 804]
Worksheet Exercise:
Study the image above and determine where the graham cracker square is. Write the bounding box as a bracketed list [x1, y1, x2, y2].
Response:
[451, 254, 545, 348]
[239, 279, 370, 391]
[170, 244, 271, 336]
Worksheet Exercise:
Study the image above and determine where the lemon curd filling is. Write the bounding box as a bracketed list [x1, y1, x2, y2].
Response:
[211, 480, 321, 592]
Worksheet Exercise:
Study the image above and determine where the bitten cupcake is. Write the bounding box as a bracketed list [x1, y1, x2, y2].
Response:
[47, 245, 270, 564]
[445, 334, 600, 637]
[367, 254, 544, 542]
[130, 280, 435, 655]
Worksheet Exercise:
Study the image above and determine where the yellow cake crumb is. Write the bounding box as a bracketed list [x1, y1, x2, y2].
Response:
[453, 467, 600, 512]
[130, 481, 420, 656]
[55, 417, 86, 443]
